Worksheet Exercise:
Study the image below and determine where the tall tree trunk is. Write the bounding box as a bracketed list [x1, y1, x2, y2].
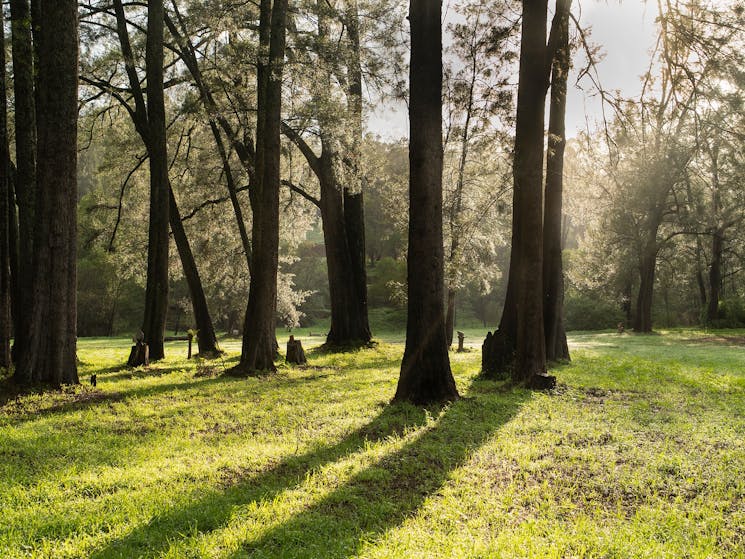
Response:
[140, 0, 170, 361]
[8, 169, 19, 345]
[0, 11, 11, 369]
[634, 244, 656, 333]
[15, 0, 78, 385]
[9, 0, 37, 371]
[542, 0, 571, 362]
[342, 0, 372, 345]
[320, 159, 355, 345]
[707, 231, 723, 322]
[394, 0, 458, 405]
[112, 2, 217, 359]
[235, 0, 288, 373]
[168, 186, 219, 354]
[695, 236, 707, 309]
[705, 139, 722, 324]
[513, 0, 549, 384]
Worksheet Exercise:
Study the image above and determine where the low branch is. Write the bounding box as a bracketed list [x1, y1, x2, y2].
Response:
[281, 179, 320, 207]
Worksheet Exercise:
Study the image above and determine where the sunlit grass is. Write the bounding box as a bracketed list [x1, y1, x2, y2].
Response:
[0, 330, 743, 557]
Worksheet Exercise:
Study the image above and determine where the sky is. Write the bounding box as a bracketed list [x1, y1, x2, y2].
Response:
[366, 0, 660, 139]
[566, 0, 658, 135]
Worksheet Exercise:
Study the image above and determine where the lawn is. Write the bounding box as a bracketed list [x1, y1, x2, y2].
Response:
[0, 329, 743, 558]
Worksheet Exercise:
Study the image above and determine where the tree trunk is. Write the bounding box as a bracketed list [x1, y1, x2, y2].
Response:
[695, 236, 707, 309]
[15, 0, 78, 385]
[234, 0, 288, 374]
[319, 155, 369, 346]
[445, 288, 456, 347]
[394, 0, 458, 405]
[341, 0, 372, 345]
[168, 186, 219, 355]
[0, 11, 11, 368]
[112, 2, 217, 360]
[634, 246, 656, 333]
[9, 0, 37, 370]
[542, 0, 571, 362]
[707, 231, 723, 323]
[8, 169, 19, 345]
[140, 0, 170, 361]
[512, 0, 549, 384]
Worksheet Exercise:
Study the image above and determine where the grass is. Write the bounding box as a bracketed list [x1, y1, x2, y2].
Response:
[0, 329, 743, 558]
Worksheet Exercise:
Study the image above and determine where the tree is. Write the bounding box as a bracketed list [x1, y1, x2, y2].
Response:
[14, 0, 79, 384]
[280, 0, 372, 347]
[233, 0, 289, 373]
[542, 0, 571, 360]
[393, 0, 458, 404]
[9, 0, 36, 366]
[91, 0, 220, 357]
[483, 0, 556, 386]
[0, 9, 11, 369]
[139, 0, 171, 360]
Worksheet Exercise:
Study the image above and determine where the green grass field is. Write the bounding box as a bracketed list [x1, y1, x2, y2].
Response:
[1, 329, 743, 558]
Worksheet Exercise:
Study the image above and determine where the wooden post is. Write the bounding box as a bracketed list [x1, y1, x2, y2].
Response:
[457, 331, 465, 352]
[187, 332, 193, 359]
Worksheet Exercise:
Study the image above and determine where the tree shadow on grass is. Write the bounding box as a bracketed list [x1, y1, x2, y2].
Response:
[229, 392, 526, 559]
[90, 386, 527, 558]
[88, 402, 429, 558]
[0, 375, 230, 425]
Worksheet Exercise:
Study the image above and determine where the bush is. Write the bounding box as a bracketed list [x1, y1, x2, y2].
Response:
[708, 298, 745, 328]
[564, 289, 625, 331]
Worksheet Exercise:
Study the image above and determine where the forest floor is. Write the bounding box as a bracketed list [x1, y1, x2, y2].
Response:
[1, 329, 743, 558]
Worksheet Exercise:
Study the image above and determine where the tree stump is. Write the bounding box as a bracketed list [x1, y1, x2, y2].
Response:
[127, 341, 149, 367]
[286, 335, 307, 365]
[457, 331, 465, 352]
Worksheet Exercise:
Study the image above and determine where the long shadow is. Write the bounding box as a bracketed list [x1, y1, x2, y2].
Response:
[1, 375, 229, 426]
[88, 403, 429, 558]
[230, 392, 526, 558]
[90, 387, 527, 558]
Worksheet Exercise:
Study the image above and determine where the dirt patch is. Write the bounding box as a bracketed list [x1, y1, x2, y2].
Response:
[683, 335, 745, 345]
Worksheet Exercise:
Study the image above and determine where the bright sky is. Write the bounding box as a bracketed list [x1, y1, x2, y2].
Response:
[366, 0, 659, 140]
[567, 0, 658, 135]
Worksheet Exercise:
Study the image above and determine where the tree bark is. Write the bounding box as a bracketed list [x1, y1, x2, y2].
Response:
[318, 154, 370, 346]
[341, 0, 372, 345]
[513, 0, 549, 384]
[111, 1, 217, 359]
[168, 186, 219, 355]
[234, 0, 288, 373]
[8, 169, 19, 348]
[140, 0, 170, 361]
[281, 0, 371, 348]
[707, 231, 723, 322]
[0, 11, 11, 368]
[9, 0, 37, 370]
[15, 0, 78, 385]
[543, 0, 571, 362]
[394, 0, 458, 405]
[634, 244, 657, 333]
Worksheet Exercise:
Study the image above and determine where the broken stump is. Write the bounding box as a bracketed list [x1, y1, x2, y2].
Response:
[286, 335, 307, 365]
[127, 341, 149, 367]
[457, 331, 465, 352]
